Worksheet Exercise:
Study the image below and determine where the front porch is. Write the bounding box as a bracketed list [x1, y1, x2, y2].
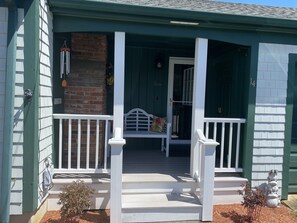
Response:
[51, 31, 250, 222]
[50, 113, 247, 222]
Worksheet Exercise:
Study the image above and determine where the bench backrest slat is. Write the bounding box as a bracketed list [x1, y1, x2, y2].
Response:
[124, 108, 158, 132]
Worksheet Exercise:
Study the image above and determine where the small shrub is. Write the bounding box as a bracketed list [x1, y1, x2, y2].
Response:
[58, 180, 94, 220]
[238, 182, 266, 222]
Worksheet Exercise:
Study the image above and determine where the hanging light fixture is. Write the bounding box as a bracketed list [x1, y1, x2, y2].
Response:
[155, 54, 164, 70]
[60, 41, 70, 88]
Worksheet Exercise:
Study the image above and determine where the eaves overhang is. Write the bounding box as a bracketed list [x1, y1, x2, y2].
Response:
[48, 0, 297, 35]
[2, 0, 23, 8]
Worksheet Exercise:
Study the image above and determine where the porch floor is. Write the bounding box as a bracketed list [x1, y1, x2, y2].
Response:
[123, 144, 190, 174]
[53, 144, 190, 179]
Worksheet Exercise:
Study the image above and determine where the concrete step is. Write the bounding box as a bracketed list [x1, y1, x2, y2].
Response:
[50, 177, 110, 192]
[214, 176, 247, 188]
[214, 176, 248, 204]
[47, 174, 248, 211]
[123, 173, 198, 194]
[122, 193, 202, 223]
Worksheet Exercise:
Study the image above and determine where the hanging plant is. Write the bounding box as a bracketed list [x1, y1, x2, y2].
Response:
[106, 63, 114, 86]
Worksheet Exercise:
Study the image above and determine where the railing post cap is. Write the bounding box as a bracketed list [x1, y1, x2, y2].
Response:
[108, 138, 126, 146]
[203, 140, 219, 147]
[109, 127, 126, 146]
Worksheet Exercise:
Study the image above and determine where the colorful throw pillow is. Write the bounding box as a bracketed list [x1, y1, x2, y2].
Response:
[150, 116, 166, 133]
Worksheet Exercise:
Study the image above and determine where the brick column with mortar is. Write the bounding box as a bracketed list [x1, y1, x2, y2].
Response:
[63, 33, 108, 168]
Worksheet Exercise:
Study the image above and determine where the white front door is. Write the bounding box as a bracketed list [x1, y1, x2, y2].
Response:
[167, 57, 194, 145]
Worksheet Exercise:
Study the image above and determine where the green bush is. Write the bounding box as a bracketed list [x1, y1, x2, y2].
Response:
[58, 180, 94, 220]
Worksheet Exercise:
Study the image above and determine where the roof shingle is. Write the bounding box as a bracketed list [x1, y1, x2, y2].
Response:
[95, 0, 297, 21]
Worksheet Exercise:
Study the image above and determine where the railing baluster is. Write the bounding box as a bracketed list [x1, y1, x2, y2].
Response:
[213, 122, 217, 141]
[55, 114, 247, 174]
[235, 123, 241, 169]
[59, 118, 63, 169]
[95, 120, 99, 169]
[53, 114, 113, 174]
[206, 122, 209, 138]
[198, 140, 202, 179]
[86, 119, 90, 169]
[68, 119, 72, 169]
[228, 123, 233, 168]
[136, 110, 139, 131]
[77, 119, 81, 169]
[104, 120, 109, 170]
[202, 118, 246, 172]
[220, 122, 225, 168]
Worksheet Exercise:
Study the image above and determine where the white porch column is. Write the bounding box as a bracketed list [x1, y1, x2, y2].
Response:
[190, 38, 208, 177]
[109, 32, 126, 223]
[200, 137, 219, 221]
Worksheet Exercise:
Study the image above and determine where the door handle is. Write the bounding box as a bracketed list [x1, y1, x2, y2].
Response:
[170, 98, 192, 104]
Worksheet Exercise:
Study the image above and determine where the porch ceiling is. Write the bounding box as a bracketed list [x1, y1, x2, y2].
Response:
[48, 0, 297, 35]
[125, 34, 195, 50]
[124, 34, 247, 52]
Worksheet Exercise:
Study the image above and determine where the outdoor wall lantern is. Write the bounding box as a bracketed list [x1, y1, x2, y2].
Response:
[60, 41, 71, 88]
[155, 55, 164, 70]
[24, 89, 33, 101]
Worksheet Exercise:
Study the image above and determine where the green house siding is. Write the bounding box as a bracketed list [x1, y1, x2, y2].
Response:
[123, 39, 250, 117]
[124, 46, 193, 116]
[23, 0, 40, 212]
[206, 44, 249, 118]
[252, 44, 297, 198]
[242, 44, 258, 181]
[283, 54, 297, 198]
[1, 6, 16, 222]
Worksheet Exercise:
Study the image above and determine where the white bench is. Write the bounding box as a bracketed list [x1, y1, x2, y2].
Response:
[124, 108, 171, 157]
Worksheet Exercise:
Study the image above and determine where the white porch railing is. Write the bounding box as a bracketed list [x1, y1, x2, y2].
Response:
[53, 113, 113, 173]
[204, 118, 246, 173]
[196, 129, 219, 221]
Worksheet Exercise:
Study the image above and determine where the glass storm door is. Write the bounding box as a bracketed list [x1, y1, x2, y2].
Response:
[167, 57, 194, 144]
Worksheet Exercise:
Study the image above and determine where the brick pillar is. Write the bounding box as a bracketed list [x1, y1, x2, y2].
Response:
[63, 33, 107, 168]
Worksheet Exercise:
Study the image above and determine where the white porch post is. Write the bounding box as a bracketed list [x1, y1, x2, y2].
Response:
[190, 38, 208, 177]
[109, 32, 126, 223]
[200, 137, 219, 221]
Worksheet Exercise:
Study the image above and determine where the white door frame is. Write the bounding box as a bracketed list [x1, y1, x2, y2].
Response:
[167, 57, 194, 144]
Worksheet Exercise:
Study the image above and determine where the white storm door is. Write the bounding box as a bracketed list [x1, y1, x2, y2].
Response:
[167, 57, 194, 144]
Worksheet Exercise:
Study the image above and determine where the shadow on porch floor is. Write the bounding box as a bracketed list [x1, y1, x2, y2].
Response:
[123, 144, 190, 174]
